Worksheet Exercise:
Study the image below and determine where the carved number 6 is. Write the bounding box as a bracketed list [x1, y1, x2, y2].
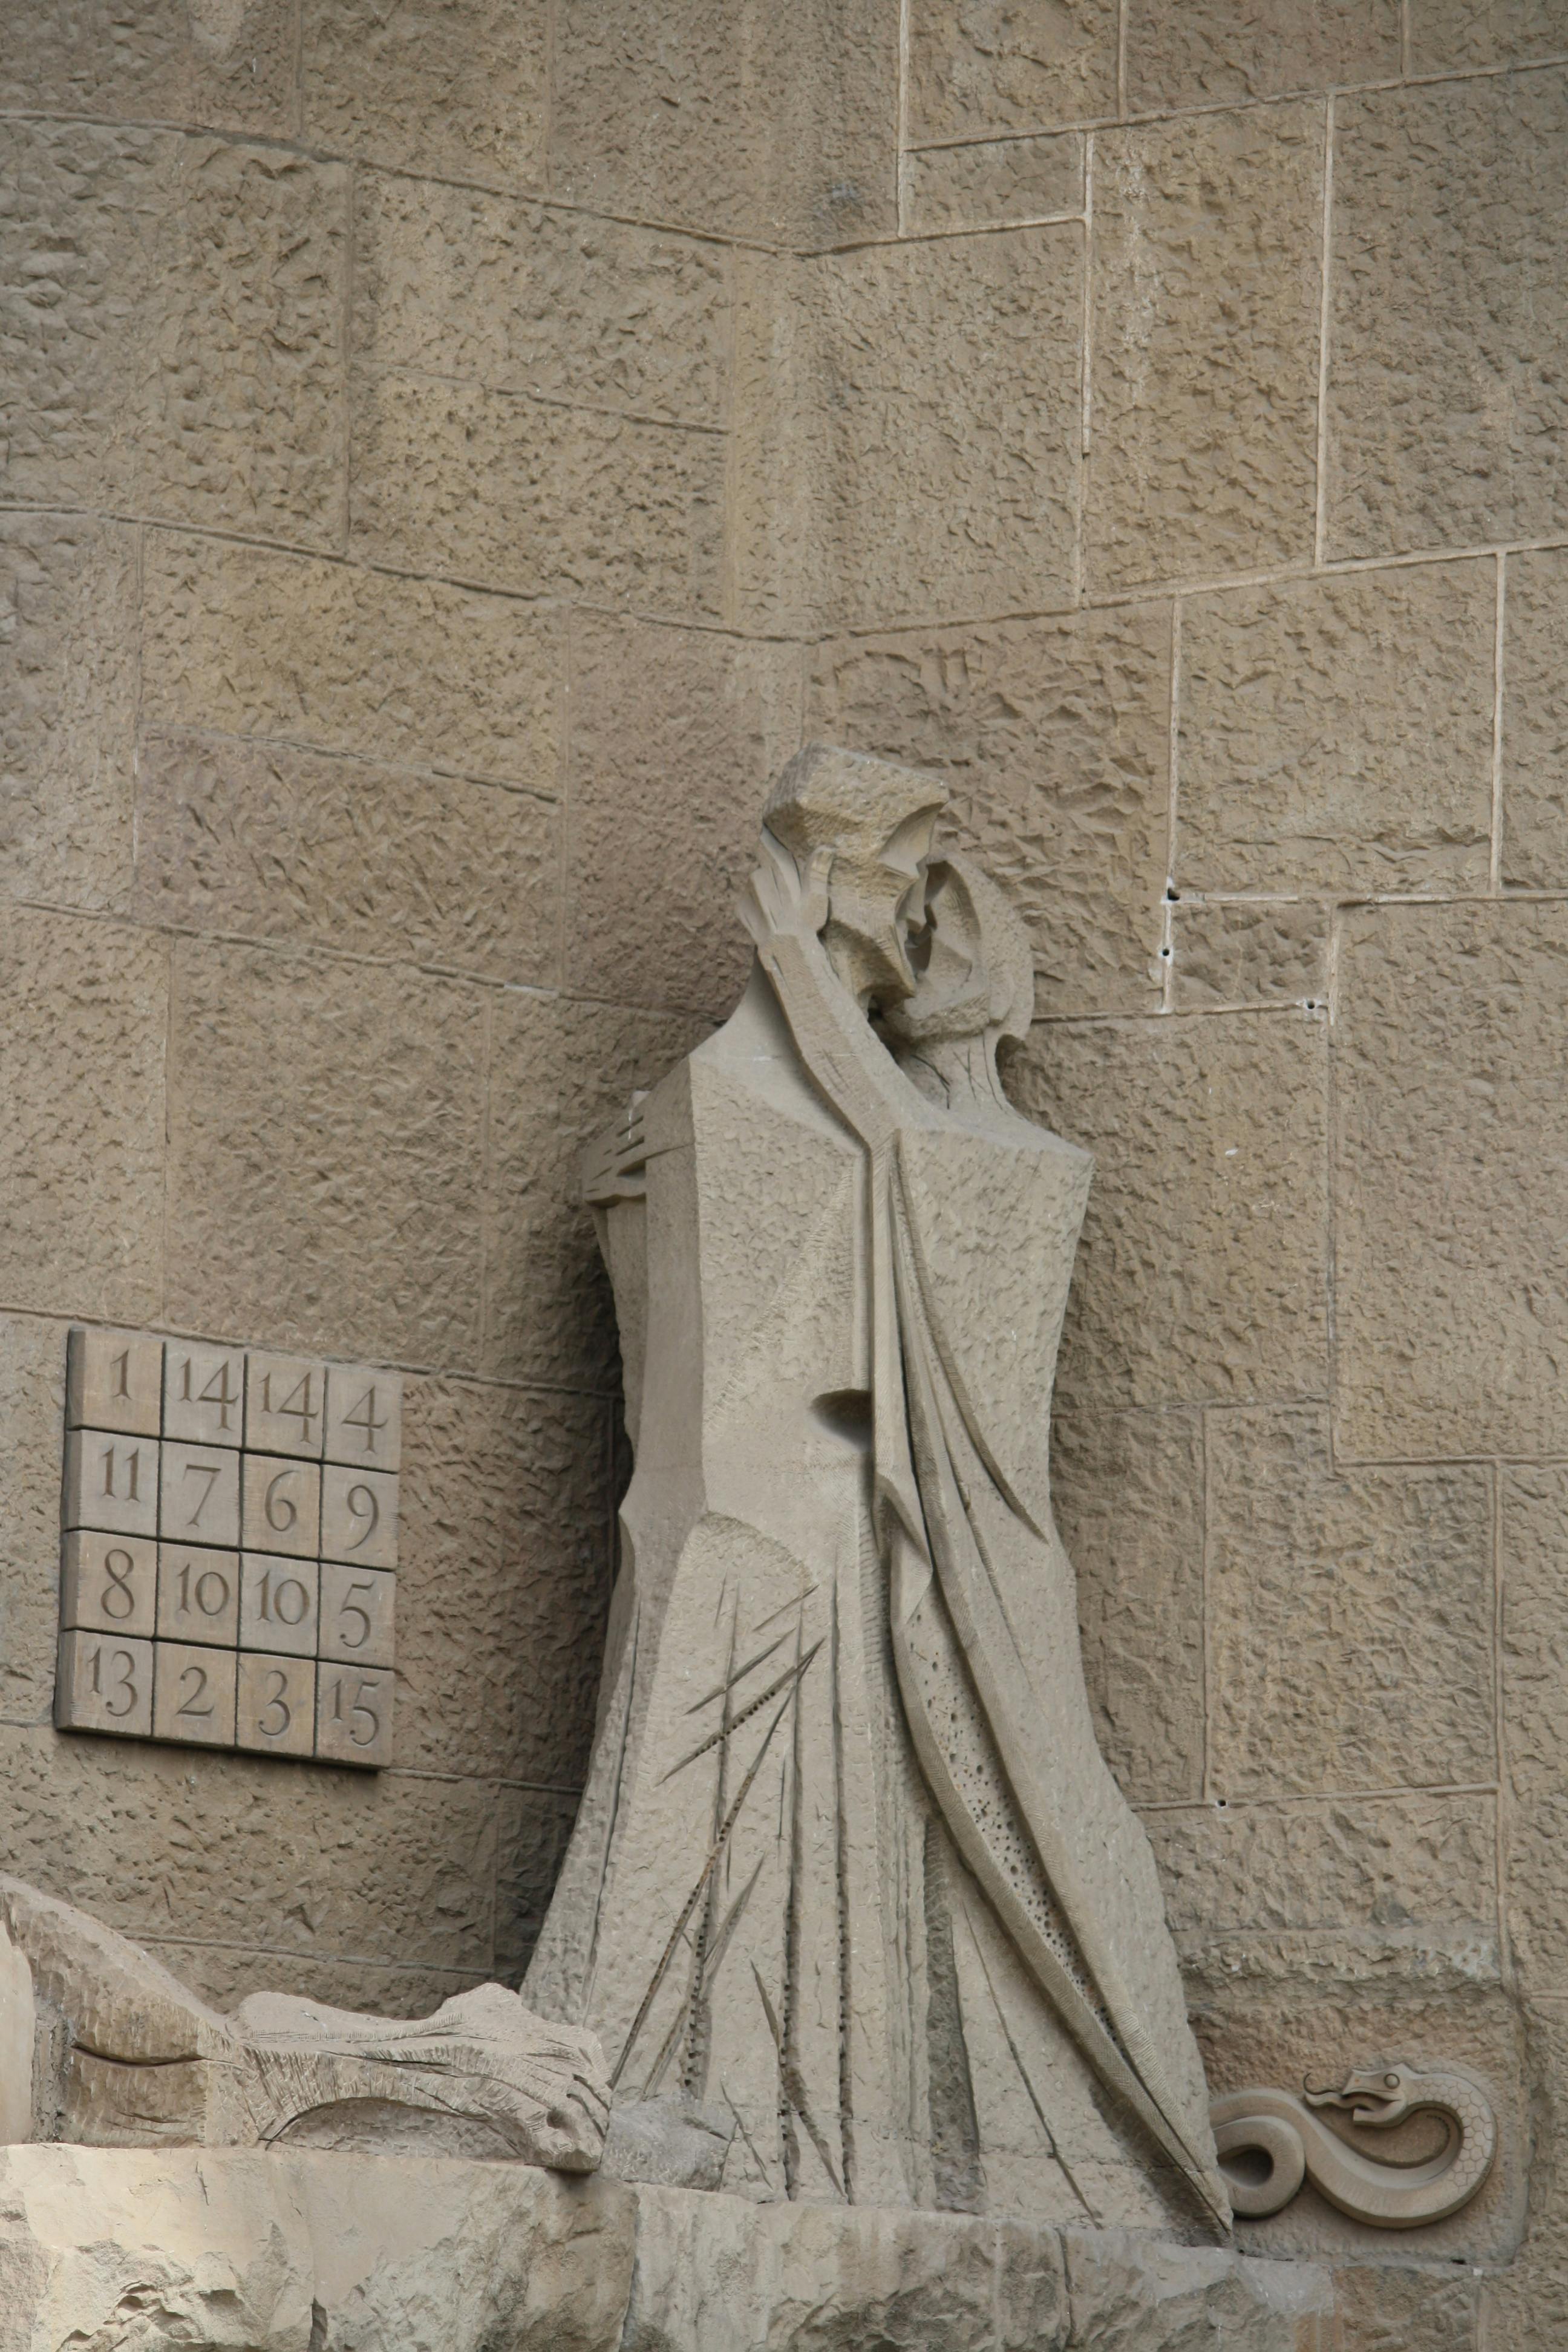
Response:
[265, 1471, 298, 1533]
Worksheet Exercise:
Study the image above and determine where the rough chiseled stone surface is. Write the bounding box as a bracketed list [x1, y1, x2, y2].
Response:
[1088, 106, 1322, 590]
[566, 618, 802, 1018]
[810, 606, 1171, 1016]
[1124, 0, 1399, 109]
[1013, 1013, 1329, 1412]
[1411, 0, 1568, 70]
[1206, 1408, 1495, 1800]
[1176, 564, 1495, 895]
[1330, 2261, 1484, 2352]
[302, 0, 548, 188]
[0, 2146, 1336, 2352]
[142, 534, 561, 792]
[1501, 546, 1568, 889]
[1332, 901, 1568, 1461]
[1327, 70, 1568, 558]
[1055, 1408, 1204, 1805]
[0, 513, 138, 915]
[165, 941, 487, 1370]
[1169, 903, 1327, 1010]
[903, 132, 1085, 233]
[0, 0, 298, 136]
[906, 0, 1120, 140]
[1503, 1468, 1568, 1993]
[0, 123, 347, 544]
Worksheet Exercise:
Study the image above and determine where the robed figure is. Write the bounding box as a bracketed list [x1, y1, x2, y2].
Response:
[526, 748, 1228, 2233]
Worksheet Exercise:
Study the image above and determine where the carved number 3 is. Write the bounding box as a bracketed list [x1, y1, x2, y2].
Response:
[259, 1671, 292, 1739]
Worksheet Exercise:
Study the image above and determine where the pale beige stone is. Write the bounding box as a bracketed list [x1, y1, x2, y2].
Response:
[1411, 0, 1568, 68]
[394, 1377, 612, 1785]
[63, 1431, 160, 1541]
[497, 1786, 588, 1982]
[1053, 1409, 1204, 1805]
[550, 0, 898, 246]
[483, 995, 711, 1390]
[165, 1442, 243, 1551]
[1088, 106, 1323, 592]
[809, 605, 1172, 1017]
[1171, 903, 1327, 1009]
[906, 0, 1119, 140]
[146, 1943, 489, 2020]
[1011, 1013, 1329, 1411]
[1125, 0, 1399, 108]
[163, 1342, 246, 1448]
[134, 735, 560, 987]
[318, 1566, 394, 1669]
[323, 1365, 402, 1472]
[354, 174, 729, 429]
[66, 1328, 163, 1439]
[1206, 1408, 1494, 1800]
[302, 0, 547, 186]
[1212, 2065, 1498, 2230]
[0, 915, 166, 1327]
[165, 939, 486, 1370]
[566, 615, 802, 1018]
[736, 230, 1081, 632]
[61, 1532, 158, 1642]
[0, 514, 137, 915]
[235, 1654, 315, 1759]
[1503, 1468, 1568, 1811]
[320, 1464, 396, 1569]
[239, 1456, 320, 1560]
[55, 1631, 154, 1742]
[350, 371, 725, 618]
[1177, 564, 1494, 895]
[903, 133, 1085, 233]
[153, 1641, 237, 1748]
[142, 535, 561, 794]
[244, 1354, 325, 1460]
[1501, 546, 1568, 889]
[1332, 902, 1568, 1460]
[1061, 2224, 1335, 2345]
[314, 1664, 395, 1769]
[0, 1720, 497, 1974]
[158, 1546, 241, 1647]
[0, 125, 347, 546]
[0, 0, 296, 136]
[238, 1557, 319, 1658]
[1331, 2261, 1481, 2351]
[1327, 73, 1568, 559]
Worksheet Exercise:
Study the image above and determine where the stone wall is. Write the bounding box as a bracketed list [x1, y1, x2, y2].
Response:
[4, 4, 1567, 2342]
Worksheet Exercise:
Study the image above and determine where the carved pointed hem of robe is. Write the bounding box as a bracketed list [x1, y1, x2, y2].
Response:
[524, 951, 1228, 2233]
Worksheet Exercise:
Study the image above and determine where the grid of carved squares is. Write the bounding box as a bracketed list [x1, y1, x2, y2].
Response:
[56, 1330, 400, 1769]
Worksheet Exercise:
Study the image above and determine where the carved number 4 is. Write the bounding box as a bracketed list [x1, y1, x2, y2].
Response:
[263, 1370, 316, 1438]
[342, 1386, 387, 1454]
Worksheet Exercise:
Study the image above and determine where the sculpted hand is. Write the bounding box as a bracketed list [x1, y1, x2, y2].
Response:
[736, 830, 832, 951]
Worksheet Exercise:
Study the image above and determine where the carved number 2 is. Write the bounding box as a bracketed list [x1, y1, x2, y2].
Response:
[176, 1665, 213, 1720]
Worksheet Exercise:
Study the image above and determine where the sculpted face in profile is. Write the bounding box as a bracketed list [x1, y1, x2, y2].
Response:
[528, 747, 1229, 2233]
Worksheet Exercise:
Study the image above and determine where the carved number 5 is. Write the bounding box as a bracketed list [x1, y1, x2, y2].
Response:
[331, 1676, 381, 1745]
[337, 1581, 376, 1650]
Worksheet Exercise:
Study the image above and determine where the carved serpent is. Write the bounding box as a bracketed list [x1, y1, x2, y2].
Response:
[1210, 2064, 1496, 2228]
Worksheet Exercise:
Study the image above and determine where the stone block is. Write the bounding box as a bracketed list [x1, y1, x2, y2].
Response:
[145, 1941, 491, 2020]
[0, 514, 137, 915]
[353, 174, 729, 429]
[350, 371, 724, 617]
[496, 1785, 587, 1979]
[1326, 72, 1568, 559]
[142, 534, 562, 795]
[0, 913, 166, 1327]
[1500, 546, 1568, 889]
[1503, 1468, 1568, 1812]
[1011, 1012, 1329, 1411]
[1062, 2225, 1334, 2346]
[165, 1442, 243, 1551]
[550, 0, 898, 246]
[808, 604, 1172, 1017]
[236, 1651, 316, 1759]
[1088, 106, 1322, 592]
[1477, 2001, 1568, 2344]
[1146, 1792, 1499, 1985]
[0, 1722, 498, 1971]
[67, 1327, 164, 1439]
[1177, 564, 1494, 895]
[566, 615, 802, 1018]
[319, 1465, 396, 1570]
[1331, 901, 1568, 1460]
[301, 0, 547, 186]
[0, 123, 347, 546]
[164, 1341, 245, 1448]
[1171, 903, 1326, 1009]
[1206, 1407, 1494, 1800]
[164, 939, 486, 1371]
[395, 1379, 610, 1786]
[0, 0, 296, 136]
[1125, 0, 1399, 109]
[153, 1639, 238, 1749]
[1410, 0, 1568, 68]
[1053, 1408, 1204, 1805]
[0, 1320, 71, 1584]
[736, 230, 1080, 632]
[483, 994, 711, 1390]
[906, 0, 1119, 140]
[903, 133, 1085, 233]
[134, 735, 559, 988]
[1330, 2262, 1481, 2352]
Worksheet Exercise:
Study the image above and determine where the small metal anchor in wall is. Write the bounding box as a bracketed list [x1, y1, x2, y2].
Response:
[1210, 2063, 1497, 2227]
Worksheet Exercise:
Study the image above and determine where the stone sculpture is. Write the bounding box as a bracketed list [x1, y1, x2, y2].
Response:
[1210, 2063, 1497, 2227]
[0, 1874, 609, 2168]
[526, 745, 1230, 2232]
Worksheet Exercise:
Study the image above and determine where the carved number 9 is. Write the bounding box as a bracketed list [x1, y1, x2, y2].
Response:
[265, 1471, 298, 1533]
[343, 1485, 379, 1552]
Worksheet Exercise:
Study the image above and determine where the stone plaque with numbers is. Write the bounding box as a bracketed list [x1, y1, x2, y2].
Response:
[56, 1328, 400, 1768]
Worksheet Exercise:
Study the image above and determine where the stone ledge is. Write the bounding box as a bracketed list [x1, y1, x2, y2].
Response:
[0, 2143, 1334, 2351]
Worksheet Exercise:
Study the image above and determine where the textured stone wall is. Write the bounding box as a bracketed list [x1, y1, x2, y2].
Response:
[4, 4, 1567, 2342]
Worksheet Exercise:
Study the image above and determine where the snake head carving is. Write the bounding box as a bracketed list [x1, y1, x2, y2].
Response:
[1303, 2063, 1418, 2128]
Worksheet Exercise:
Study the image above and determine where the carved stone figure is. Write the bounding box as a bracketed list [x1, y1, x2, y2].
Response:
[1211, 2063, 1497, 2227]
[0, 1874, 609, 2168]
[526, 746, 1230, 2232]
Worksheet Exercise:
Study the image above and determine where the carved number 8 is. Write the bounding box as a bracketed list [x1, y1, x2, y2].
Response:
[100, 1548, 137, 1621]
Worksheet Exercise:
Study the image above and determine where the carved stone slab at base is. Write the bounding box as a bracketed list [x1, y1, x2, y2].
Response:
[0, 2145, 1335, 2352]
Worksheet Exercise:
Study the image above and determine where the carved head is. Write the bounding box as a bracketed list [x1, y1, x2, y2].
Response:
[882, 854, 1034, 1050]
[763, 745, 946, 1006]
